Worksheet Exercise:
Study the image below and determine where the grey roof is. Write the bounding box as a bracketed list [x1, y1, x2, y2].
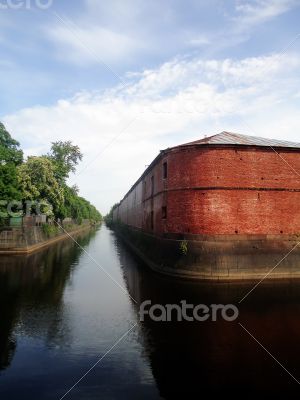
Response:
[176, 131, 300, 149]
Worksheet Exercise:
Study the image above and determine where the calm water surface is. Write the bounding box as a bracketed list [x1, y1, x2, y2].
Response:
[0, 225, 300, 398]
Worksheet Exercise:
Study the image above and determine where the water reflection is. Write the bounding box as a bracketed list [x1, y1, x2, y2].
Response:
[117, 237, 300, 397]
[0, 230, 97, 372]
[1, 225, 300, 398]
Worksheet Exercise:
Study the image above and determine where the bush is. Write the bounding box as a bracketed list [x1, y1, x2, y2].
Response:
[179, 240, 188, 255]
[42, 224, 60, 238]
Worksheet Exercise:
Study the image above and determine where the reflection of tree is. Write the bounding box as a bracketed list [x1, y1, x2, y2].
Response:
[117, 238, 300, 397]
[0, 229, 97, 371]
[0, 288, 17, 372]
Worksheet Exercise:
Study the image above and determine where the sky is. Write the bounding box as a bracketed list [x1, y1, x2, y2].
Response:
[1, 0, 300, 214]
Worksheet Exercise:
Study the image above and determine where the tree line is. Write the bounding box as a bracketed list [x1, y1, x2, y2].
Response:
[0, 122, 102, 223]
[104, 203, 119, 226]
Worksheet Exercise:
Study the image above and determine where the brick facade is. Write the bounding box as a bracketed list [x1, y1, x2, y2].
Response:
[113, 143, 300, 236]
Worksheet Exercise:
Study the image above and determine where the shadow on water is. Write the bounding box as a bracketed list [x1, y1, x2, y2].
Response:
[1, 224, 300, 398]
[0, 229, 98, 373]
[115, 233, 300, 398]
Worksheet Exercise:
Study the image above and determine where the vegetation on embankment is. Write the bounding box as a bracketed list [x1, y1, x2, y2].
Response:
[42, 224, 61, 238]
[0, 222, 98, 254]
[104, 203, 119, 226]
[0, 122, 102, 223]
[41, 222, 98, 239]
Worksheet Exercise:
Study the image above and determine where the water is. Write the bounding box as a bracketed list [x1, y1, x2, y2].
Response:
[0, 225, 300, 398]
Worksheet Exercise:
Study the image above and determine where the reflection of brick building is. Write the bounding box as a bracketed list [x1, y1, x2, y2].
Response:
[113, 132, 300, 237]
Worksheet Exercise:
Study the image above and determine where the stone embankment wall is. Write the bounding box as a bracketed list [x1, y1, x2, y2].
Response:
[0, 224, 94, 254]
[113, 223, 300, 280]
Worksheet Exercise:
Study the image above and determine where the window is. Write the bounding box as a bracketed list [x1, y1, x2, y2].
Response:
[151, 176, 154, 195]
[162, 206, 167, 219]
[150, 211, 154, 230]
[163, 162, 168, 179]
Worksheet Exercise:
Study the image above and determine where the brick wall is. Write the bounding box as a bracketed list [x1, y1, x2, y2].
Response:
[113, 145, 300, 236]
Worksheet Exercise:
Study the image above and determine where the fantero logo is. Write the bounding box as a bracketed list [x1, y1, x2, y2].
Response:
[0, 0, 53, 9]
[139, 300, 239, 322]
[0, 200, 52, 217]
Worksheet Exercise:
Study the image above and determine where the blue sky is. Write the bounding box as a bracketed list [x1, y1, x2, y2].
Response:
[1, 0, 300, 213]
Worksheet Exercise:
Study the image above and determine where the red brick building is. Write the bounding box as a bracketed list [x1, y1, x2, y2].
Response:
[113, 132, 300, 238]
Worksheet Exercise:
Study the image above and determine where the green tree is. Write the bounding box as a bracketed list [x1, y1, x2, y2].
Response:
[17, 157, 64, 216]
[57, 185, 102, 222]
[104, 203, 119, 226]
[0, 122, 23, 201]
[0, 122, 101, 223]
[0, 122, 23, 165]
[47, 141, 82, 183]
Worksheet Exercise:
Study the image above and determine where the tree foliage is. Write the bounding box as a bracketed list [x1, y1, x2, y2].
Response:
[0, 123, 23, 201]
[104, 203, 119, 226]
[17, 156, 64, 214]
[57, 185, 101, 222]
[0, 122, 101, 223]
[0, 122, 23, 165]
[46, 141, 83, 183]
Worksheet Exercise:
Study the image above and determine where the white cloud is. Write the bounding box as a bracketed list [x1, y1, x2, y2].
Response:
[43, 0, 299, 71]
[205, 0, 300, 54]
[3, 52, 300, 213]
[46, 0, 173, 67]
[234, 0, 298, 28]
[187, 36, 211, 47]
[47, 21, 141, 66]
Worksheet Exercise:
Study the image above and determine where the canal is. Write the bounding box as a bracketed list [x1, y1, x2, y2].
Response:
[0, 224, 299, 398]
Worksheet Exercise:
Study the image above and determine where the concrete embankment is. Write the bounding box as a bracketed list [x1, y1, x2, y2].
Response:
[112, 223, 300, 281]
[0, 224, 97, 255]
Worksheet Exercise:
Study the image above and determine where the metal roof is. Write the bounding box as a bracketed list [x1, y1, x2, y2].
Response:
[174, 131, 300, 149]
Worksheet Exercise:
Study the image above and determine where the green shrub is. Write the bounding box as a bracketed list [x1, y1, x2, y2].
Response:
[179, 240, 188, 255]
[42, 224, 60, 238]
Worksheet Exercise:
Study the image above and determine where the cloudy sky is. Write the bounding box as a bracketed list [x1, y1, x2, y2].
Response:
[1, 0, 300, 214]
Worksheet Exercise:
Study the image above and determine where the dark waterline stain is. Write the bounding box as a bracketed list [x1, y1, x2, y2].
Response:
[0, 225, 300, 399]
